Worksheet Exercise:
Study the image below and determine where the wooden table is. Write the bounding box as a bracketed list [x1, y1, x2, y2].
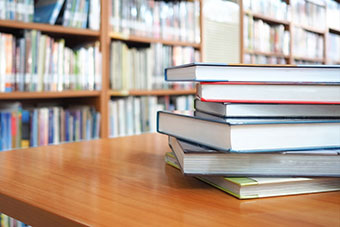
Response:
[0, 133, 339, 227]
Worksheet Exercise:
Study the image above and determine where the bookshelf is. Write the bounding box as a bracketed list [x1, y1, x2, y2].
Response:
[239, 0, 340, 65]
[0, 0, 202, 143]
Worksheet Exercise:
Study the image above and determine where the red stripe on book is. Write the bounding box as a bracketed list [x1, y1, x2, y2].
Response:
[199, 82, 339, 85]
[199, 98, 340, 104]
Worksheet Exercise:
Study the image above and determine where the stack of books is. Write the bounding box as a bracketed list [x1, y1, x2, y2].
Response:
[157, 63, 340, 199]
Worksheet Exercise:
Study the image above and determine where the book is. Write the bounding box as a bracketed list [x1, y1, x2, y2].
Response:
[164, 63, 340, 82]
[196, 82, 340, 104]
[157, 110, 340, 152]
[165, 152, 340, 199]
[167, 136, 340, 176]
[34, 0, 65, 24]
[194, 99, 340, 118]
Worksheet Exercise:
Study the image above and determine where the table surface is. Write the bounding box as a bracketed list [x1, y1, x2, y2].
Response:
[0, 133, 339, 227]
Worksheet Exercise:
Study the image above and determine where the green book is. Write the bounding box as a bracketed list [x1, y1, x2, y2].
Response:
[165, 152, 340, 199]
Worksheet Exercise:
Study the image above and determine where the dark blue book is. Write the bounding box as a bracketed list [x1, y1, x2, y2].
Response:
[21, 109, 31, 147]
[48, 108, 54, 144]
[34, 0, 65, 24]
[157, 110, 340, 152]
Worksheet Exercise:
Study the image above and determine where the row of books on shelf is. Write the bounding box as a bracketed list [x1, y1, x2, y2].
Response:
[110, 41, 199, 91]
[243, 0, 290, 21]
[244, 54, 287, 64]
[244, 15, 290, 55]
[109, 95, 194, 138]
[292, 27, 324, 59]
[110, 0, 200, 43]
[291, 0, 327, 30]
[159, 63, 340, 199]
[0, 102, 100, 151]
[0, 30, 102, 93]
[326, 0, 340, 30]
[0, 0, 100, 30]
[328, 33, 340, 63]
[0, 214, 29, 227]
[0, 0, 34, 22]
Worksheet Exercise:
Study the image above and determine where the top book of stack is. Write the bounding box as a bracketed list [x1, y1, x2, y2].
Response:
[164, 63, 340, 83]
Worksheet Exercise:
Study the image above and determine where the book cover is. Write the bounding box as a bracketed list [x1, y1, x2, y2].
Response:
[164, 63, 340, 83]
[165, 152, 340, 199]
[157, 110, 340, 152]
[197, 82, 340, 104]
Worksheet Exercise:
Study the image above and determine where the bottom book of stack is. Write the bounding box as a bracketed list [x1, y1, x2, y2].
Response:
[165, 152, 340, 199]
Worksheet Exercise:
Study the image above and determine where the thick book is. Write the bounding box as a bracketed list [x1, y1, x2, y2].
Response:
[165, 152, 340, 199]
[164, 63, 340, 83]
[157, 111, 340, 152]
[197, 82, 340, 104]
[167, 136, 340, 176]
[194, 99, 340, 118]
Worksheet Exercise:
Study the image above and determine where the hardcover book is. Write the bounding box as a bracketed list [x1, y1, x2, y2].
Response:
[194, 99, 340, 118]
[157, 110, 340, 152]
[165, 152, 340, 199]
[164, 63, 340, 83]
[196, 82, 340, 104]
[167, 136, 340, 176]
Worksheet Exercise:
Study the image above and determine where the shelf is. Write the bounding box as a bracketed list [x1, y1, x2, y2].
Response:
[110, 33, 201, 48]
[0, 91, 101, 100]
[329, 27, 340, 36]
[244, 50, 290, 58]
[293, 56, 325, 62]
[0, 20, 100, 37]
[109, 89, 196, 97]
[293, 24, 326, 35]
[244, 11, 290, 26]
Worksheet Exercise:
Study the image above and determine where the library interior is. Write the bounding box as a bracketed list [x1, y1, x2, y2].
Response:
[0, 0, 339, 226]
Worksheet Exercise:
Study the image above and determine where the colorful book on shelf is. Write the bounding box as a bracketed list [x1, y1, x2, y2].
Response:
[157, 110, 340, 152]
[164, 63, 340, 82]
[196, 82, 340, 104]
[34, 0, 65, 24]
[167, 136, 340, 177]
[194, 99, 340, 118]
[165, 151, 340, 199]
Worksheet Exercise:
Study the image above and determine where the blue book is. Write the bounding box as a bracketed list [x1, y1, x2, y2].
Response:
[164, 63, 340, 83]
[157, 110, 340, 152]
[65, 110, 70, 142]
[0, 113, 3, 151]
[48, 108, 54, 144]
[34, 0, 65, 24]
[30, 109, 38, 147]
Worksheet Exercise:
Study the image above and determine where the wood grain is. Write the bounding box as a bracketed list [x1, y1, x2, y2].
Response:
[0, 134, 339, 227]
[0, 20, 100, 37]
[0, 91, 101, 99]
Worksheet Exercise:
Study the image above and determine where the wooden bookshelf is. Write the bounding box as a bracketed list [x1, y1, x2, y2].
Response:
[0, 0, 203, 139]
[0, 20, 100, 37]
[110, 33, 201, 49]
[244, 11, 290, 26]
[329, 27, 340, 35]
[239, 0, 339, 65]
[244, 50, 289, 58]
[0, 91, 101, 100]
[109, 89, 196, 97]
[293, 24, 327, 35]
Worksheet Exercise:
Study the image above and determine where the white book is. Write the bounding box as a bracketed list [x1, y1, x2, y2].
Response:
[157, 111, 340, 152]
[197, 82, 340, 104]
[167, 136, 340, 177]
[194, 99, 340, 117]
[165, 152, 340, 199]
[165, 63, 340, 83]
